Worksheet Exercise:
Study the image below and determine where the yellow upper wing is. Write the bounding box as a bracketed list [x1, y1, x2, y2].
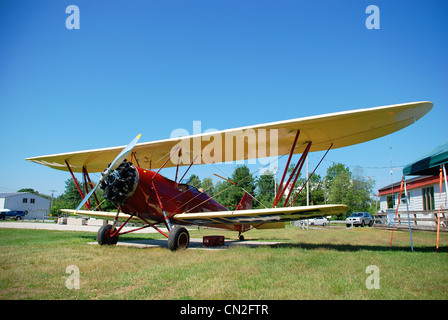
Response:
[26, 101, 432, 173]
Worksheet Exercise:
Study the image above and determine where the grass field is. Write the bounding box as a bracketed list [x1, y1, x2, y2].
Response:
[0, 225, 447, 300]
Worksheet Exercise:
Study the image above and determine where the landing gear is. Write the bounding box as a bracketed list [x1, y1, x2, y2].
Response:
[97, 224, 119, 245]
[168, 226, 190, 251]
[96, 216, 190, 251]
[238, 231, 245, 241]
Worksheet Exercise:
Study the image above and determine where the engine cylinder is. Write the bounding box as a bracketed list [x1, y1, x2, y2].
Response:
[100, 160, 138, 205]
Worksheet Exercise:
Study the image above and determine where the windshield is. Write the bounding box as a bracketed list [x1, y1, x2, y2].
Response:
[350, 212, 364, 217]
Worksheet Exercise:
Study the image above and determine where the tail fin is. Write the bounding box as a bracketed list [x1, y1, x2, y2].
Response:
[236, 192, 253, 210]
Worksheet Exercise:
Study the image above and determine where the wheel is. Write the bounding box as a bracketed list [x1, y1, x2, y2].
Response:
[369, 220, 374, 227]
[97, 224, 119, 245]
[239, 235, 245, 241]
[168, 226, 189, 251]
[361, 220, 365, 227]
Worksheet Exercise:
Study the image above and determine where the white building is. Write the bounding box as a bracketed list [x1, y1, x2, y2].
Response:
[0, 192, 51, 220]
[378, 176, 447, 228]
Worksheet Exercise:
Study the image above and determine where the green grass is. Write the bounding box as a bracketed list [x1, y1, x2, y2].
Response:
[0, 226, 447, 300]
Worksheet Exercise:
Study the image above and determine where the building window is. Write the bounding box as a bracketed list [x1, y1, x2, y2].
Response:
[422, 186, 435, 211]
[30, 199, 35, 204]
[387, 194, 395, 209]
[400, 192, 410, 204]
[23, 198, 28, 203]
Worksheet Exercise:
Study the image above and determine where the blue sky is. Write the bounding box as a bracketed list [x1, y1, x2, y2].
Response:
[0, 0, 447, 197]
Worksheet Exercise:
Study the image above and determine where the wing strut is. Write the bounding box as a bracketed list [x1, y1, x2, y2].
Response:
[65, 160, 90, 210]
[152, 181, 173, 232]
[82, 167, 102, 211]
[176, 155, 198, 186]
[273, 130, 301, 207]
[281, 141, 312, 207]
[289, 143, 333, 207]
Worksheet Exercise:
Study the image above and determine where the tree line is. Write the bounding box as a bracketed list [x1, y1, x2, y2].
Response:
[188, 163, 375, 219]
[36, 162, 375, 219]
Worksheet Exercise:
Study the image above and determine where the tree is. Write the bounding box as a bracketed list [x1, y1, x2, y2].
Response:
[346, 166, 375, 213]
[327, 170, 351, 206]
[17, 188, 50, 200]
[277, 164, 325, 207]
[59, 179, 84, 208]
[213, 165, 257, 209]
[325, 163, 350, 191]
[188, 174, 202, 189]
[256, 171, 276, 207]
[325, 163, 375, 218]
[286, 173, 325, 207]
[213, 180, 232, 208]
[50, 178, 116, 216]
[50, 179, 83, 217]
[201, 177, 214, 196]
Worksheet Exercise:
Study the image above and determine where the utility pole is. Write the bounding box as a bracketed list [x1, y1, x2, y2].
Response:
[389, 137, 394, 208]
[323, 178, 327, 204]
[306, 156, 309, 206]
[49, 190, 57, 209]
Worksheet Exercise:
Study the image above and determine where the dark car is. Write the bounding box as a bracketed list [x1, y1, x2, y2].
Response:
[0, 209, 28, 221]
[346, 212, 374, 227]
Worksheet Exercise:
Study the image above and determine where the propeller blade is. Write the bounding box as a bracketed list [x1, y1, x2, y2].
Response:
[101, 133, 141, 179]
[75, 183, 100, 212]
[75, 134, 141, 212]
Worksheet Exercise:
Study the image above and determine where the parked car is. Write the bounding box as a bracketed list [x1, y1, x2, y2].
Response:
[346, 212, 374, 227]
[0, 209, 28, 221]
[309, 217, 329, 226]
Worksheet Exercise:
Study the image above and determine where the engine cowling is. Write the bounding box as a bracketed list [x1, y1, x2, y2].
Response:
[100, 160, 138, 205]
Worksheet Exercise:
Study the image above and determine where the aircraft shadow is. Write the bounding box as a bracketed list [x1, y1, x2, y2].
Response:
[266, 242, 447, 253]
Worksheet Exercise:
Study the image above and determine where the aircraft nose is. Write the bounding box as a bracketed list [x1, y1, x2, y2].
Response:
[100, 160, 138, 205]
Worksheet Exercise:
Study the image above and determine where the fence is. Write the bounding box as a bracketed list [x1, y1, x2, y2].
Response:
[374, 209, 448, 232]
[291, 219, 354, 230]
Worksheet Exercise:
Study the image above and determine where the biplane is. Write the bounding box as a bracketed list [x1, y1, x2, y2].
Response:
[26, 101, 432, 250]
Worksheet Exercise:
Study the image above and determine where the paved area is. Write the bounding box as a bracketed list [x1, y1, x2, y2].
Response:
[0, 221, 164, 233]
[89, 238, 283, 250]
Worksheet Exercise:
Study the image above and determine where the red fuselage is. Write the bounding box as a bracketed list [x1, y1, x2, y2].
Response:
[119, 167, 227, 224]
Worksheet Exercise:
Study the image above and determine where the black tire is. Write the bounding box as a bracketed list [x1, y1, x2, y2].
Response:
[369, 220, 374, 227]
[97, 224, 119, 245]
[361, 220, 365, 227]
[168, 226, 189, 251]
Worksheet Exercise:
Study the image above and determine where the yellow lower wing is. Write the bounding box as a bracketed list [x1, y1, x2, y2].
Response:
[62, 205, 348, 227]
[173, 204, 349, 226]
[61, 209, 141, 223]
